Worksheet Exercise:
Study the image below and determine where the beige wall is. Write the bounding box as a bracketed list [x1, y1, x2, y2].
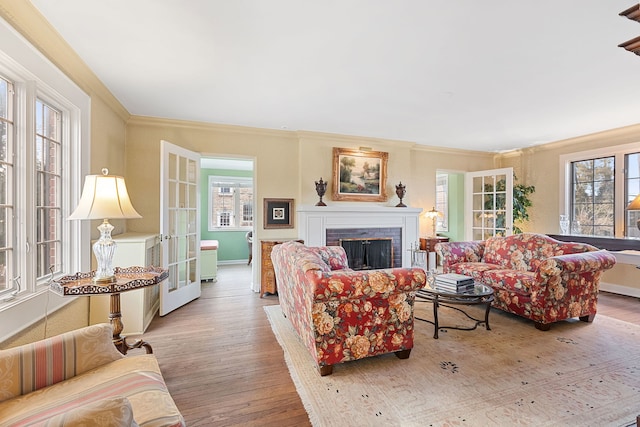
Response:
[126, 119, 497, 241]
[1, 298, 89, 348]
[125, 117, 301, 242]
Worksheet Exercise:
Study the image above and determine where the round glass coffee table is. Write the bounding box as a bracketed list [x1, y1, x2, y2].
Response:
[416, 282, 494, 339]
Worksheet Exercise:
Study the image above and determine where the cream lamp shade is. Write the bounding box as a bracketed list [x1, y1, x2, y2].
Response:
[69, 169, 142, 220]
[69, 169, 141, 283]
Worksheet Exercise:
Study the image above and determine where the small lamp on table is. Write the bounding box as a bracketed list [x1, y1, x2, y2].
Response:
[68, 168, 142, 283]
[425, 207, 440, 237]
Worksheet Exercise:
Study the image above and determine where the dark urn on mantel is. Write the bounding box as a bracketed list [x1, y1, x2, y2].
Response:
[315, 177, 328, 206]
[395, 182, 406, 207]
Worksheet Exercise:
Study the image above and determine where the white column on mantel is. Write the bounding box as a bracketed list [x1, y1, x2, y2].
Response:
[297, 205, 423, 268]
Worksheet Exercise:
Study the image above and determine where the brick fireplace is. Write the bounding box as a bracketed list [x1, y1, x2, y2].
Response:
[327, 228, 401, 268]
[297, 205, 422, 268]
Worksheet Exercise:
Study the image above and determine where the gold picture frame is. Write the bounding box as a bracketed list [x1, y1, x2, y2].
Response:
[263, 198, 294, 229]
[332, 147, 388, 202]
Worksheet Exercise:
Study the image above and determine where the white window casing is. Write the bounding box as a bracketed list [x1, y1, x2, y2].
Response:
[0, 16, 90, 342]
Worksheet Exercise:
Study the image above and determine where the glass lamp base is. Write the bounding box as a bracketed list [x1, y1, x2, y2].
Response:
[93, 275, 116, 284]
[93, 219, 117, 284]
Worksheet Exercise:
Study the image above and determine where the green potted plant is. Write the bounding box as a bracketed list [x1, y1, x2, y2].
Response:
[513, 178, 535, 234]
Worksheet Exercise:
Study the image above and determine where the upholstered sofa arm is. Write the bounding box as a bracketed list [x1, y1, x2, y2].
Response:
[0, 323, 123, 401]
[538, 250, 617, 277]
[435, 241, 486, 272]
[306, 268, 426, 303]
[534, 250, 617, 301]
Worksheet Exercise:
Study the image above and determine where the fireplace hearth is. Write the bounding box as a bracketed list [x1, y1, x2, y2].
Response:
[327, 227, 402, 268]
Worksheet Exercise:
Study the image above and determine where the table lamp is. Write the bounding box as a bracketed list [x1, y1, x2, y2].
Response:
[425, 207, 440, 237]
[626, 194, 640, 232]
[68, 168, 141, 284]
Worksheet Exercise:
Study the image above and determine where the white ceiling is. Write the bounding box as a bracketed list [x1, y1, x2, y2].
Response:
[30, 0, 640, 153]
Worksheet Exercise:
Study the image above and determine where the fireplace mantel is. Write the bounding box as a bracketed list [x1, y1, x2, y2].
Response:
[297, 205, 423, 267]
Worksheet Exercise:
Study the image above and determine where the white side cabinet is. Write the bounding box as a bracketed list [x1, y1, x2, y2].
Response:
[201, 240, 218, 281]
[89, 233, 161, 335]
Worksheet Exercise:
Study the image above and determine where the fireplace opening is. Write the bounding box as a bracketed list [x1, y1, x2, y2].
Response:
[340, 238, 393, 270]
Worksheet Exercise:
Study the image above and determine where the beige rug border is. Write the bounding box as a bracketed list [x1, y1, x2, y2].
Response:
[264, 306, 323, 426]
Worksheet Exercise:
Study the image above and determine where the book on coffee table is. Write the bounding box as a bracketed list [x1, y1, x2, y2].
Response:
[434, 281, 476, 293]
[435, 273, 474, 285]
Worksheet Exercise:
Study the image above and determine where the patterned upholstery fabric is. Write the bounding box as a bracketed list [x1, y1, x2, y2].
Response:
[0, 322, 124, 400]
[271, 241, 426, 374]
[435, 233, 617, 329]
[44, 396, 139, 427]
[0, 323, 185, 427]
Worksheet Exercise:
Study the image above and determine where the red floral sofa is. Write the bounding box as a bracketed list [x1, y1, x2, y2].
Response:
[435, 233, 617, 331]
[271, 241, 426, 376]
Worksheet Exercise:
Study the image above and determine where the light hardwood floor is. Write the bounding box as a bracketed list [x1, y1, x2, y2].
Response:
[138, 264, 639, 426]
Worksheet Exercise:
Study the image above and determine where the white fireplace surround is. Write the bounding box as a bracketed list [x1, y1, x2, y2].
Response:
[297, 205, 422, 268]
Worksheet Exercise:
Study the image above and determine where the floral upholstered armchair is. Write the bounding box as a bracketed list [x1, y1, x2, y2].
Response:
[435, 233, 617, 331]
[271, 241, 426, 376]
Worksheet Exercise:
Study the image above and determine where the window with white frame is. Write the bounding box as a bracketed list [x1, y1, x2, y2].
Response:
[435, 173, 449, 232]
[0, 17, 89, 340]
[0, 76, 14, 297]
[560, 142, 640, 238]
[625, 152, 640, 238]
[569, 156, 614, 236]
[208, 176, 253, 230]
[35, 99, 62, 280]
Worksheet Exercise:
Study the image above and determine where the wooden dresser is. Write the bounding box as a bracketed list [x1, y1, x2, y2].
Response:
[420, 236, 449, 252]
[260, 239, 303, 297]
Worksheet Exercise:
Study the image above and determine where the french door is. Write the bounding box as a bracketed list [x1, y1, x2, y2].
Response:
[465, 168, 514, 240]
[159, 140, 201, 316]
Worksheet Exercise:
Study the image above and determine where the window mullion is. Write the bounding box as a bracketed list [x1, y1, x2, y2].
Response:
[615, 152, 626, 237]
[15, 81, 38, 292]
[207, 175, 253, 231]
[233, 187, 240, 227]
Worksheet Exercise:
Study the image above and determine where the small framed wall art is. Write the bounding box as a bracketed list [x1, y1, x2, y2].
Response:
[263, 198, 294, 229]
[332, 147, 388, 202]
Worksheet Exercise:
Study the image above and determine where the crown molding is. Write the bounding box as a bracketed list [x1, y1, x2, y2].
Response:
[501, 123, 640, 156]
[411, 142, 496, 158]
[295, 130, 416, 149]
[127, 115, 295, 138]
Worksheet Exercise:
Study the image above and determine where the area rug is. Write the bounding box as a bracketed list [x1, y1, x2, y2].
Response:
[265, 302, 640, 427]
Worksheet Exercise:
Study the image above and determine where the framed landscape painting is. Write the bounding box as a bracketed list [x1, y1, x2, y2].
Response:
[332, 147, 388, 202]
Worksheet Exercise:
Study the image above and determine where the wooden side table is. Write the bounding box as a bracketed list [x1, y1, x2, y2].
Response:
[260, 239, 303, 297]
[50, 266, 168, 355]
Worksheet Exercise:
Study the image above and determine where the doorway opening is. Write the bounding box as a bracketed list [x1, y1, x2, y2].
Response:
[200, 157, 255, 289]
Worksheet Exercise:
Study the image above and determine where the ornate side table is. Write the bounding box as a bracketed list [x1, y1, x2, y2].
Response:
[50, 266, 168, 354]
